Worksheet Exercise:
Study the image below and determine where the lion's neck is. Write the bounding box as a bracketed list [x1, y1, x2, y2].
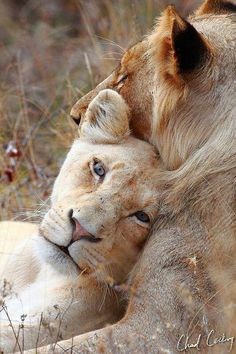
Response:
[152, 69, 236, 173]
[159, 170, 236, 333]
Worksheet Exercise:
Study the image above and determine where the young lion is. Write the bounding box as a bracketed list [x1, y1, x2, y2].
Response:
[0, 89, 162, 352]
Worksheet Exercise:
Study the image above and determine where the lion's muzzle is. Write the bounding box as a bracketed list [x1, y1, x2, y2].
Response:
[69, 211, 102, 244]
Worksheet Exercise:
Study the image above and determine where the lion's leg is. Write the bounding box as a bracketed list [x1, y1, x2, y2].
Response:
[0, 221, 38, 272]
[0, 273, 72, 353]
[0, 234, 41, 295]
[0, 320, 60, 354]
[0, 272, 123, 353]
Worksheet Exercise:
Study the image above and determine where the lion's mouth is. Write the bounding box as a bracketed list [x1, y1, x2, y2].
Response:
[57, 235, 100, 262]
[39, 228, 81, 269]
[58, 245, 71, 256]
[77, 235, 102, 243]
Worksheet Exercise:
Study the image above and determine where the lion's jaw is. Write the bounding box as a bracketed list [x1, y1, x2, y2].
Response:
[39, 137, 161, 284]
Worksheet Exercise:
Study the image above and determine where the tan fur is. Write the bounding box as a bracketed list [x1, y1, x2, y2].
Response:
[0, 221, 38, 272]
[0, 90, 162, 352]
[24, 1, 236, 353]
[196, 0, 236, 15]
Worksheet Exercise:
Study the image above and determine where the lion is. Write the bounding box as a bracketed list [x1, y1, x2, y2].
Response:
[22, 0, 236, 353]
[0, 89, 163, 352]
[0, 222, 38, 272]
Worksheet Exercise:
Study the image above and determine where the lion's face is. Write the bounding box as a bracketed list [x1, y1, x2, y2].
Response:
[40, 90, 162, 283]
[70, 5, 236, 172]
[70, 41, 155, 141]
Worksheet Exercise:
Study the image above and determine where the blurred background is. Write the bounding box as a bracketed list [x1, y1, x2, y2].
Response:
[0, 0, 201, 221]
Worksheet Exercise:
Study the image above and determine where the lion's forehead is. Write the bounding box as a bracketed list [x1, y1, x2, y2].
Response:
[69, 139, 158, 169]
[121, 41, 148, 67]
[104, 168, 158, 196]
[83, 176, 159, 214]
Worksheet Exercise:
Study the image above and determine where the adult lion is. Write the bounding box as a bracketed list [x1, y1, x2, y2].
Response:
[2, 0, 236, 353]
[29, 0, 234, 353]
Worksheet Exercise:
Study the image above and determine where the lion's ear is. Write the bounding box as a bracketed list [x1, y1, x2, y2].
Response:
[149, 6, 210, 80]
[196, 0, 236, 15]
[80, 89, 130, 144]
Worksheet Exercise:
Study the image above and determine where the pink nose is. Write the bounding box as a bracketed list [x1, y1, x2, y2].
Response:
[71, 217, 91, 242]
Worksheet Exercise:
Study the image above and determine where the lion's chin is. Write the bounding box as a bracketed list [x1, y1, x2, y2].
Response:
[51, 241, 82, 272]
[38, 228, 98, 276]
[35, 233, 81, 276]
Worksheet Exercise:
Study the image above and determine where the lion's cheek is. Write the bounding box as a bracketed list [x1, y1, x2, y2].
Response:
[119, 221, 149, 249]
[68, 242, 105, 273]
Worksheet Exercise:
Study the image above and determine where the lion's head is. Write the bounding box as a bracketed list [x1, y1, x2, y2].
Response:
[70, 0, 236, 175]
[39, 89, 162, 284]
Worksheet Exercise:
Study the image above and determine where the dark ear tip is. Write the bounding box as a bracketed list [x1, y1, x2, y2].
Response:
[71, 115, 81, 126]
[166, 4, 176, 13]
[172, 19, 209, 73]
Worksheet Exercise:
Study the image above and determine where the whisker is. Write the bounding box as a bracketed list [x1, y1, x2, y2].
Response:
[94, 35, 126, 53]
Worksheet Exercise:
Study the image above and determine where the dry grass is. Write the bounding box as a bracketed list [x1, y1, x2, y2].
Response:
[0, 0, 199, 221]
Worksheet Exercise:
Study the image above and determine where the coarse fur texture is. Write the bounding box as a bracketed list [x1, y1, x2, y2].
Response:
[25, 0, 235, 352]
[0, 90, 162, 352]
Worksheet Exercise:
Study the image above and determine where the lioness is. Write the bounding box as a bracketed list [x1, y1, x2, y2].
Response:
[0, 90, 162, 352]
[28, 0, 235, 353]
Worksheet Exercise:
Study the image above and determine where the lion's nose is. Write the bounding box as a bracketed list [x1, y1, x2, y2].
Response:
[68, 210, 102, 244]
[71, 216, 91, 242]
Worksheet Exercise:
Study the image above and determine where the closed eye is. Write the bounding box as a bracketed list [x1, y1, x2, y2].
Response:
[117, 74, 128, 86]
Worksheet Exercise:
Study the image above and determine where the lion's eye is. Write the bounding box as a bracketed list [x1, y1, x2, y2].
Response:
[117, 74, 128, 85]
[93, 162, 105, 178]
[133, 211, 150, 223]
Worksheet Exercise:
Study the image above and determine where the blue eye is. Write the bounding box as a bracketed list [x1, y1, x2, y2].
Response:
[93, 162, 105, 178]
[134, 211, 150, 223]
